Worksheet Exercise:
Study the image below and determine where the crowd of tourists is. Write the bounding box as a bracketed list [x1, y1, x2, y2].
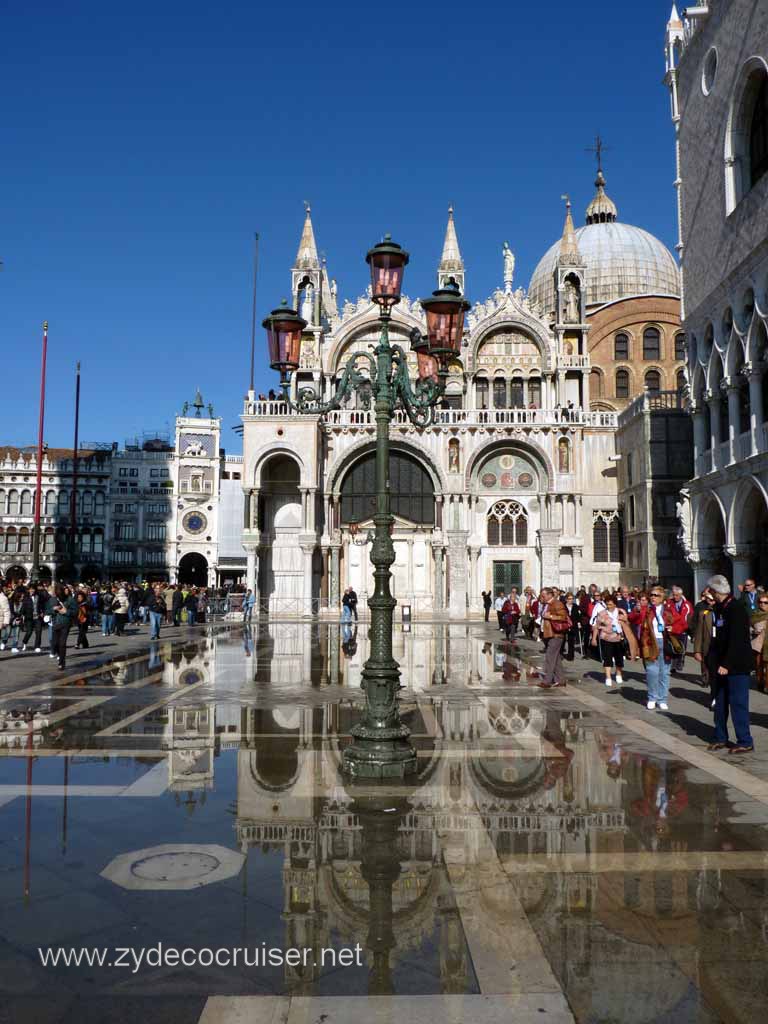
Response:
[483, 576, 764, 755]
[0, 580, 217, 671]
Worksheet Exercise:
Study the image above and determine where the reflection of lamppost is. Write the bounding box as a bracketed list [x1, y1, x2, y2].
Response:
[350, 789, 411, 994]
[264, 239, 469, 778]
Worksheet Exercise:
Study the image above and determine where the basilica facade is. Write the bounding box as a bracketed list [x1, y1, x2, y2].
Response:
[241, 180, 682, 616]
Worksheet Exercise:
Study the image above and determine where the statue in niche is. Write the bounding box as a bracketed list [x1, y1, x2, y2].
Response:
[564, 279, 580, 323]
[300, 282, 314, 324]
[558, 437, 570, 473]
[330, 278, 338, 301]
[502, 242, 515, 292]
[448, 439, 460, 473]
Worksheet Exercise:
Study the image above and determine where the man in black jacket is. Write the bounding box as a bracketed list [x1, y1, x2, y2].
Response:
[170, 585, 183, 626]
[707, 574, 754, 754]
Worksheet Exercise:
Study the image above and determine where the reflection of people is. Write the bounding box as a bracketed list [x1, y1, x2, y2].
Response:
[342, 624, 357, 656]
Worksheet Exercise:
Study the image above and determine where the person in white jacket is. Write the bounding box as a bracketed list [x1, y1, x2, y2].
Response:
[0, 588, 11, 650]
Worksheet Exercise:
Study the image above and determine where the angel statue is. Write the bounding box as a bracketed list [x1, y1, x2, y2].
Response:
[502, 242, 515, 292]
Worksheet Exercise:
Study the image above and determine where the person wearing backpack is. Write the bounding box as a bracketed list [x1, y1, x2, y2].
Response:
[99, 587, 115, 636]
[74, 588, 91, 649]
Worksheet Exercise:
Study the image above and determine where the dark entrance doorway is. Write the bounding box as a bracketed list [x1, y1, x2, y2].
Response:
[178, 552, 208, 587]
[493, 560, 523, 595]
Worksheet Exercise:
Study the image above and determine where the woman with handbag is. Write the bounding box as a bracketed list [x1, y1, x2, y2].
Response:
[591, 592, 638, 689]
[74, 589, 90, 649]
[630, 587, 675, 711]
[537, 588, 571, 689]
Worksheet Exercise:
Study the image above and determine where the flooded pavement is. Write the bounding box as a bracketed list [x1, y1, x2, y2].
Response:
[1, 624, 767, 1023]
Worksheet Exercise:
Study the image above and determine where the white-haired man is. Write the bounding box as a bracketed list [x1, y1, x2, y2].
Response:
[706, 574, 754, 755]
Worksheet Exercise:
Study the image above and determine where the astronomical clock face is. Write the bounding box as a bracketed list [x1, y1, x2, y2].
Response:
[183, 511, 207, 536]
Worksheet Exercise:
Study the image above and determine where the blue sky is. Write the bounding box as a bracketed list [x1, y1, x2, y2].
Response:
[2, 1, 678, 451]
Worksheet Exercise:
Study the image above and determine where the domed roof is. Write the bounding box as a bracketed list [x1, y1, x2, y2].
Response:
[528, 176, 680, 315]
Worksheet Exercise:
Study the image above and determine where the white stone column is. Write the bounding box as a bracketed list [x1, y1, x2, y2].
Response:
[407, 536, 414, 596]
[725, 380, 740, 465]
[246, 549, 257, 593]
[301, 544, 314, 615]
[707, 392, 722, 470]
[433, 543, 445, 611]
[748, 367, 765, 455]
[329, 545, 341, 611]
[691, 405, 709, 464]
[250, 488, 260, 530]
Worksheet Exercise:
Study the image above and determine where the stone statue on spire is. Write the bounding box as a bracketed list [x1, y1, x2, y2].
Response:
[502, 242, 515, 293]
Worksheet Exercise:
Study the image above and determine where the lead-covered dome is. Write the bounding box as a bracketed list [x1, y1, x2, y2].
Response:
[528, 174, 680, 315]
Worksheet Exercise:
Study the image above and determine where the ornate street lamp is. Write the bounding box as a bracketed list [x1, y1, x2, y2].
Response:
[348, 519, 374, 547]
[265, 237, 469, 778]
[263, 300, 307, 381]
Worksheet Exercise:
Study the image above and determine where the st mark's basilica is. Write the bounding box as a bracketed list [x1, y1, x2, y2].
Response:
[241, 170, 684, 616]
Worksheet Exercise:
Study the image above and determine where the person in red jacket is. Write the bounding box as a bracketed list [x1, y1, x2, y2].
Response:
[501, 592, 521, 640]
[665, 585, 693, 673]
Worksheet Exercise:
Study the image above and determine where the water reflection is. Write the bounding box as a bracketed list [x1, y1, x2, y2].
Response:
[0, 627, 767, 1019]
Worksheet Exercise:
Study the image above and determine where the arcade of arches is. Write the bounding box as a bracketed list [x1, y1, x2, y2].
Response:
[245, 435, 619, 616]
[689, 482, 768, 591]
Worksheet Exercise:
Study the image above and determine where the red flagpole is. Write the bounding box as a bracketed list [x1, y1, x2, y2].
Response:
[30, 322, 49, 583]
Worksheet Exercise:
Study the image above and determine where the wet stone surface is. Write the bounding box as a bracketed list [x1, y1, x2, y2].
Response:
[0, 622, 767, 1023]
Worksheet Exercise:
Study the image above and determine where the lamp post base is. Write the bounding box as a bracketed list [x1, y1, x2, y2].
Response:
[343, 724, 418, 779]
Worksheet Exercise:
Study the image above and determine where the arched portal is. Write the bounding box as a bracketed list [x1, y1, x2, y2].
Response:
[733, 481, 768, 582]
[337, 448, 437, 609]
[4, 564, 27, 584]
[695, 498, 730, 586]
[258, 454, 313, 615]
[178, 552, 208, 587]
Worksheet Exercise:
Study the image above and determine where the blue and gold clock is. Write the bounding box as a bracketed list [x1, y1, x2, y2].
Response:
[183, 511, 207, 535]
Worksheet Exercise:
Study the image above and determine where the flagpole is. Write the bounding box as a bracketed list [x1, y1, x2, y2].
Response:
[69, 362, 81, 573]
[249, 232, 259, 394]
[30, 322, 49, 584]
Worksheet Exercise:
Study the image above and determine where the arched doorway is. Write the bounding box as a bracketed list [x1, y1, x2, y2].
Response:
[338, 449, 436, 605]
[733, 483, 768, 582]
[258, 454, 306, 614]
[695, 498, 730, 589]
[178, 552, 208, 586]
[4, 564, 27, 584]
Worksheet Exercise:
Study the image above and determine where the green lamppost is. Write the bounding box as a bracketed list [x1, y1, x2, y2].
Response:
[264, 237, 469, 777]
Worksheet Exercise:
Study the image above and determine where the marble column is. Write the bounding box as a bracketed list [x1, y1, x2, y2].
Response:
[748, 367, 765, 456]
[707, 392, 722, 470]
[243, 489, 252, 530]
[300, 544, 314, 615]
[446, 531, 470, 617]
[329, 545, 341, 611]
[725, 380, 741, 465]
[250, 488, 260, 530]
[433, 543, 445, 611]
[246, 549, 257, 594]
[726, 547, 752, 590]
[691, 405, 709, 465]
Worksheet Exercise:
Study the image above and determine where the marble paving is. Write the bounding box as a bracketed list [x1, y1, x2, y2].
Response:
[0, 621, 767, 1023]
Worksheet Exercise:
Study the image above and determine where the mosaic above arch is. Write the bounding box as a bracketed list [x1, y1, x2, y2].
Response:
[476, 451, 539, 493]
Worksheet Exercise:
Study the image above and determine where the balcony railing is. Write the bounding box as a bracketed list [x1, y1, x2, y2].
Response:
[558, 354, 590, 368]
[324, 407, 618, 429]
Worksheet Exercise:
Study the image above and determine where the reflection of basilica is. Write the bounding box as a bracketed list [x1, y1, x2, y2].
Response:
[242, 182, 682, 613]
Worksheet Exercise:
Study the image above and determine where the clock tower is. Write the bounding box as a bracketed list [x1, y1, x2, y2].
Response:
[172, 390, 222, 587]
